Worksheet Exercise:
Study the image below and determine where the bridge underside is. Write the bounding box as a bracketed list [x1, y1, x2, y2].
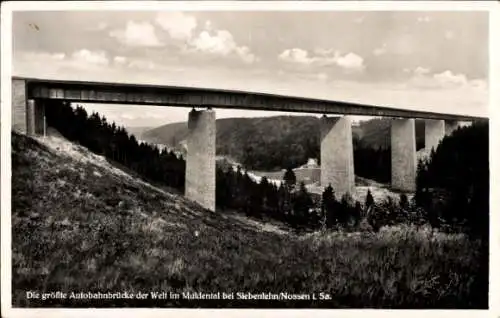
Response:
[12, 77, 484, 210]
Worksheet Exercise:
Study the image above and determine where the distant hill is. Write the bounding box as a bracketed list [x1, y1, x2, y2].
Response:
[142, 116, 425, 171]
[125, 126, 156, 139]
[355, 118, 425, 149]
[141, 121, 188, 145]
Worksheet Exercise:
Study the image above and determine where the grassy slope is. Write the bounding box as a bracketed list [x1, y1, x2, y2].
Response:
[11, 132, 487, 308]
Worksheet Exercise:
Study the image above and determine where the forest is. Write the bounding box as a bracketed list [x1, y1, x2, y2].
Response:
[44, 100, 488, 238]
[142, 115, 426, 184]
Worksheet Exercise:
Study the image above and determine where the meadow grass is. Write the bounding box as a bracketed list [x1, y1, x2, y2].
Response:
[11, 133, 488, 308]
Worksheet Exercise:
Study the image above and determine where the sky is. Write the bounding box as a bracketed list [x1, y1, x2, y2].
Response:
[12, 10, 489, 128]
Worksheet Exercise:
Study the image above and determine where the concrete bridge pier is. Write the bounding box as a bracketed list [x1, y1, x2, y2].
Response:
[26, 99, 36, 136]
[424, 119, 445, 152]
[320, 115, 355, 199]
[26, 99, 46, 137]
[12, 78, 46, 136]
[391, 118, 416, 192]
[445, 120, 460, 136]
[185, 108, 216, 211]
[12, 78, 27, 133]
[34, 100, 47, 136]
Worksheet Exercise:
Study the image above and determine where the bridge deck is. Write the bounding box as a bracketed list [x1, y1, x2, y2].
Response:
[13, 76, 486, 121]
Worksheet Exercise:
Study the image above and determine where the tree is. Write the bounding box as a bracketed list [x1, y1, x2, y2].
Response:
[259, 176, 269, 204]
[399, 193, 409, 211]
[353, 201, 362, 227]
[415, 122, 489, 239]
[364, 189, 374, 216]
[216, 168, 229, 209]
[44, 101, 332, 229]
[45, 101, 186, 194]
[322, 184, 336, 228]
[283, 168, 297, 191]
[278, 183, 291, 222]
[291, 182, 313, 229]
[223, 168, 236, 209]
[339, 192, 354, 226]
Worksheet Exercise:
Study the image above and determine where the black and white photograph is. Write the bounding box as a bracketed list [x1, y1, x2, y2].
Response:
[0, 1, 497, 315]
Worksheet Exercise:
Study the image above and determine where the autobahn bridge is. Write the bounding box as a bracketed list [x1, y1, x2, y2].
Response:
[12, 76, 487, 211]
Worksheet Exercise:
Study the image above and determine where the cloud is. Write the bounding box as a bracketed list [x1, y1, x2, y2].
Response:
[316, 73, 328, 81]
[112, 55, 167, 71]
[154, 12, 257, 64]
[189, 30, 257, 64]
[292, 71, 330, 82]
[204, 20, 214, 31]
[235, 46, 258, 64]
[373, 43, 387, 56]
[109, 21, 163, 47]
[373, 48, 385, 56]
[115, 55, 186, 72]
[190, 30, 234, 55]
[335, 53, 365, 71]
[127, 59, 159, 70]
[13, 48, 487, 121]
[14, 49, 112, 78]
[113, 56, 127, 65]
[414, 66, 431, 76]
[432, 70, 468, 87]
[407, 67, 485, 90]
[20, 51, 66, 61]
[469, 79, 488, 90]
[278, 48, 315, 64]
[417, 16, 431, 23]
[52, 53, 66, 60]
[279, 48, 365, 72]
[156, 12, 197, 41]
[71, 49, 109, 66]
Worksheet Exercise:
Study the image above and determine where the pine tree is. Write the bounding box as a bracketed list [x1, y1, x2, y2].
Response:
[322, 184, 335, 228]
[365, 189, 374, 210]
[353, 201, 362, 227]
[292, 182, 313, 228]
[44, 101, 187, 193]
[216, 168, 228, 209]
[283, 168, 297, 191]
[339, 192, 354, 226]
[415, 122, 488, 237]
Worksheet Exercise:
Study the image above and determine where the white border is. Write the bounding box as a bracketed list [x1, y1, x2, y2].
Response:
[0, 1, 497, 11]
[1, 2, 498, 318]
[1, 0, 14, 316]
[489, 4, 500, 317]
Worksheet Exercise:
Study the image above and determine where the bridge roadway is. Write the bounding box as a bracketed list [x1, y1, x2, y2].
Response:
[13, 76, 485, 121]
[12, 76, 488, 211]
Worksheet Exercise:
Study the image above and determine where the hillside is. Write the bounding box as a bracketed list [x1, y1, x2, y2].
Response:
[11, 131, 486, 308]
[140, 121, 188, 145]
[142, 116, 425, 171]
[143, 116, 320, 169]
[125, 126, 155, 139]
[356, 118, 425, 149]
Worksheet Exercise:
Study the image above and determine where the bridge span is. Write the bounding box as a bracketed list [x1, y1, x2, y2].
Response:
[12, 76, 488, 211]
